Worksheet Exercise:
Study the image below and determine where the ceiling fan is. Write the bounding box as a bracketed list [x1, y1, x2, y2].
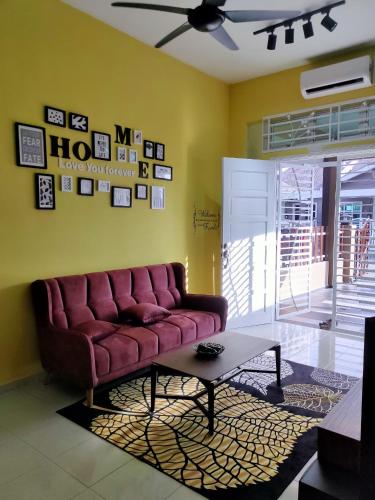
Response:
[111, 0, 301, 50]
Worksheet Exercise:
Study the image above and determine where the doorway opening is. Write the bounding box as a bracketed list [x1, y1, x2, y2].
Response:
[276, 154, 375, 336]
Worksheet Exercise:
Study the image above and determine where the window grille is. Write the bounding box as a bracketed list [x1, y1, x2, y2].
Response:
[263, 96, 375, 152]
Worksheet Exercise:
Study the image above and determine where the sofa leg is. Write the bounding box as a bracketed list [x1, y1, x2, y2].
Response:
[86, 388, 94, 408]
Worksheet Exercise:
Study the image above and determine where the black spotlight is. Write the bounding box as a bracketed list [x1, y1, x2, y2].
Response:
[321, 12, 338, 32]
[285, 25, 294, 44]
[303, 18, 314, 39]
[267, 31, 277, 50]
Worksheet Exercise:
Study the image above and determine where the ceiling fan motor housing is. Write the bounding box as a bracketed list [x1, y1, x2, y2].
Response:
[188, 5, 225, 32]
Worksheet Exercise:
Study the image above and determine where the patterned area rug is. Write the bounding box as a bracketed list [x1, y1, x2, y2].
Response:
[58, 355, 357, 499]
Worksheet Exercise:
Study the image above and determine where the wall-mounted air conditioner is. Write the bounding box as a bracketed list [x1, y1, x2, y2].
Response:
[301, 55, 373, 99]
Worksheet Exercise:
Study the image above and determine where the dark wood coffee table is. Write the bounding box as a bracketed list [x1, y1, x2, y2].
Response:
[150, 332, 281, 434]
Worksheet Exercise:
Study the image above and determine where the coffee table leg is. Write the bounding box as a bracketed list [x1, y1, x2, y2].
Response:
[150, 365, 157, 413]
[275, 345, 281, 387]
[207, 383, 215, 435]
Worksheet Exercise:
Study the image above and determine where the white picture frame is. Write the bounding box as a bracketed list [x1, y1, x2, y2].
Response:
[97, 179, 111, 193]
[151, 186, 165, 210]
[133, 130, 143, 145]
[129, 149, 138, 164]
[117, 146, 127, 162]
[61, 175, 73, 192]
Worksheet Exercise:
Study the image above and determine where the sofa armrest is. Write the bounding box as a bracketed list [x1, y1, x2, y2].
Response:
[181, 294, 228, 331]
[39, 327, 98, 389]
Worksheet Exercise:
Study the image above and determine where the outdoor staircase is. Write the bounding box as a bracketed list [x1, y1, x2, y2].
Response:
[299, 380, 362, 499]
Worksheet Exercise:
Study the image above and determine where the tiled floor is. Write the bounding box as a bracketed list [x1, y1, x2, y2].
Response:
[0, 322, 364, 499]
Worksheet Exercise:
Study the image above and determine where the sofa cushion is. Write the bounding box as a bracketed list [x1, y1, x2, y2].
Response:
[117, 326, 159, 361]
[170, 309, 221, 338]
[120, 303, 171, 325]
[162, 315, 197, 344]
[145, 321, 182, 353]
[74, 320, 119, 342]
[94, 333, 139, 376]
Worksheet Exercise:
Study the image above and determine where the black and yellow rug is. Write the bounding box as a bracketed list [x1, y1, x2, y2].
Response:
[58, 355, 357, 499]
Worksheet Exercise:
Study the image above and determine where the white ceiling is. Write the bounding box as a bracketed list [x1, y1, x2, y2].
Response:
[62, 0, 375, 83]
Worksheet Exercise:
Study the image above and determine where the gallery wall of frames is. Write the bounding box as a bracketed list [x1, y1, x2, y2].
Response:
[15, 105, 174, 211]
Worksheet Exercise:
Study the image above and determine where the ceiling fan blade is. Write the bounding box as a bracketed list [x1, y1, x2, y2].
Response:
[155, 22, 192, 48]
[209, 26, 238, 51]
[225, 10, 301, 23]
[111, 3, 190, 15]
[203, 0, 227, 6]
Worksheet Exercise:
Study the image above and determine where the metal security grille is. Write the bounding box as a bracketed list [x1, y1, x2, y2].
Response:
[276, 166, 315, 319]
[263, 96, 375, 152]
[332, 158, 375, 333]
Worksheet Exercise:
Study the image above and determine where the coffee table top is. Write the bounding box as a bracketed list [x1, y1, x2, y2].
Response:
[152, 332, 279, 382]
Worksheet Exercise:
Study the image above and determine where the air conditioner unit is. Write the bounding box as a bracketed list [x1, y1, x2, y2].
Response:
[301, 55, 373, 99]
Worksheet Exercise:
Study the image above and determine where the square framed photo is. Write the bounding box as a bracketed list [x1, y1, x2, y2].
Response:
[35, 173, 55, 210]
[44, 106, 66, 127]
[133, 130, 143, 145]
[92, 131, 111, 161]
[15, 122, 47, 169]
[69, 112, 88, 132]
[135, 183, 148, 200]
[155, 143, 165, 161]
[78, 177, 94, 196]
[97, 179, 110, 193]
[61, 175, 73, 193]
[117, 146, 127, 162]
[143, 140, 154, 159]
[111, 186, 132, 208]
[153, 164, 173, 181]
[129, 149, 138, 164]
[151, 185, 165, 210]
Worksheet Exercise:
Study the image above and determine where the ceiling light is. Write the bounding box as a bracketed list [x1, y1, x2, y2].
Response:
[303, 18, 314, 39]
[321, 11, 338, 31]
[285, 24, 294, 44]
[267, 31, 277, 50]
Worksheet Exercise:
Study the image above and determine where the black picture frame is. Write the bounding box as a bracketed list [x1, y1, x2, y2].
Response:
[92, 131, 111, 161]
[143, 140, 154, 159]
[153, 164, 173, 181]
[35, 173, 55, 210]
[15, 122, 47, 169]
[155, 142, 165, 161]
[69, 112, 88, 132]
[44, 106, 66, 127]
[111, 186, 132, 208]
[78, 177, 94, 196]
[135, 183, 148, 200]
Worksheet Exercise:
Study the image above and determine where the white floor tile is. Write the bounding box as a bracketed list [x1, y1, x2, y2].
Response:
[278, 480, 299, 500]
[0, 436, 47, 485]
[0, 460, 84, 500]
[91, 459, 180, 500]
[55, 435, 133, 486]
[20, 414, 93, 458]
[166, 485, 206, 499]
[72, 488, 105, 499]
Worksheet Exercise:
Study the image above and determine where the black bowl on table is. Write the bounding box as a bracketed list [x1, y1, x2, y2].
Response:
[194, 342, 225, 359]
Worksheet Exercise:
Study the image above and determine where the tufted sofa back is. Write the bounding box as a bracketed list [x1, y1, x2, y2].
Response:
[34, 263, 185, 329]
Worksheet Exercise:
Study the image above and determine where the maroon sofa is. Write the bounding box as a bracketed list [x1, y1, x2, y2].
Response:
[31, 262, 227, 405]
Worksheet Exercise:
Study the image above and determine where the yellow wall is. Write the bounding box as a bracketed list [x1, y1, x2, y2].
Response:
[229, 46, 375, 158]
[0, 0, 229, 384]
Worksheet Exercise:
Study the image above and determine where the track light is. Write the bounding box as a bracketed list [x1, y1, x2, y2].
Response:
[267, 31, 277, 50]
[285, 23, 294, 44]
[303, 17, 314, 39]
[253, 1, 345, 51]
[321, 10, 338, 31]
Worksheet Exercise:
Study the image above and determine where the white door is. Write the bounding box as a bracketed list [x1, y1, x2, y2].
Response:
[222, 158, 277, 329]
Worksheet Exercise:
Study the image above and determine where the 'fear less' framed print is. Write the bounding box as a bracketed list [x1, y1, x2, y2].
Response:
[15, 123, 47, 169]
